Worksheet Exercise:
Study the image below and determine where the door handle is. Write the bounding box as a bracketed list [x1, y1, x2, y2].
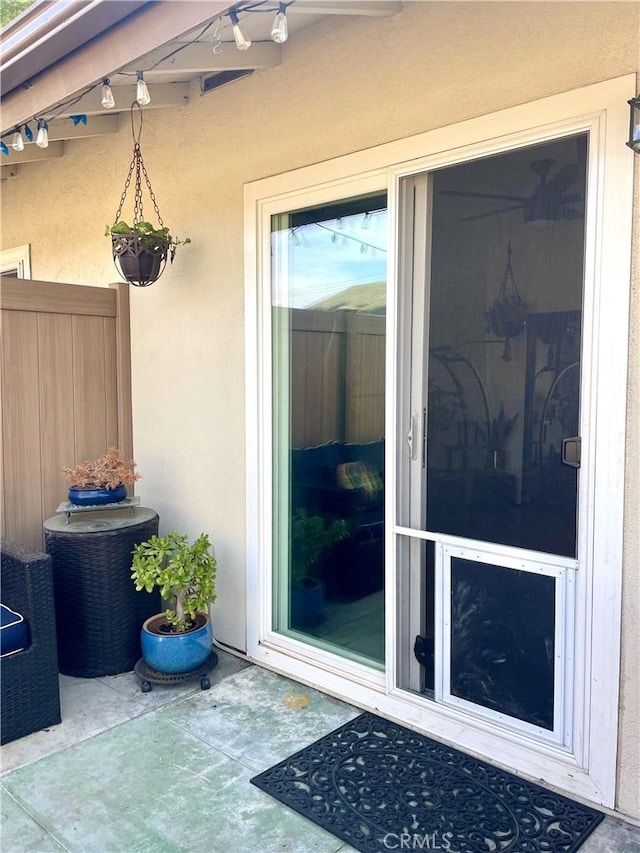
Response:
[407, 414, 418, 460]
[562, 436, 581, 468]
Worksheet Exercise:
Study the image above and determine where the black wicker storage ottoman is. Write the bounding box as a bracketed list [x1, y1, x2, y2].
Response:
[44, 508, 160, 678]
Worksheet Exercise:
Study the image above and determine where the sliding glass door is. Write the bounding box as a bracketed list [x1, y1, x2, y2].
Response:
[271, 193, 387, 667]
[397, 133, 587, 744]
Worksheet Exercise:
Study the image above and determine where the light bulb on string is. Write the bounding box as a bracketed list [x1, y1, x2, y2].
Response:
[36, 120, 49, 148]
[271, 3, 288, 44]
[136, 71, 151, 106]
[11, 127, 24, 151]
[101, 79, 115, 109]
[229, 10, 251, 50]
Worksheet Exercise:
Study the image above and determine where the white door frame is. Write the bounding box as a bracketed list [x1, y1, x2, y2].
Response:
[244, 75, 635, 807]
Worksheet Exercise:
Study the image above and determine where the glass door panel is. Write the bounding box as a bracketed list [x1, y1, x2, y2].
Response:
[398, 133, 587, 741]
[271, 193, 387, 667]
[425, 134, 586, 557]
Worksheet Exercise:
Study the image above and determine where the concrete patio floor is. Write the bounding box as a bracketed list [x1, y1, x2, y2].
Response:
[1, 648, 639, 853]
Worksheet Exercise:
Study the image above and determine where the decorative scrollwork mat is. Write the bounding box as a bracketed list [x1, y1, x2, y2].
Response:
[251, 712, 604, 852]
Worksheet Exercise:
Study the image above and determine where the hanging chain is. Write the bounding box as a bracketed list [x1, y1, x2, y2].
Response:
[497, 241, 522, 303]
[112, 102, 164, 228]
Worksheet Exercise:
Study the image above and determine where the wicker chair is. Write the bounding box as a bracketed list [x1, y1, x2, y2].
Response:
[1, 540, 61, 745]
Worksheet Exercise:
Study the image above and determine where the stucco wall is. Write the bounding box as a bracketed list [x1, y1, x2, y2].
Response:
[1, 1, 638, 818]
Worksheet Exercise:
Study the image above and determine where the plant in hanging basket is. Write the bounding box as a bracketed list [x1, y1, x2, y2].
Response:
[109, 105, 191, 287]
[486, 241, 528, 341]
[62, 447, 140, 505]
[107, 221, 191, 288]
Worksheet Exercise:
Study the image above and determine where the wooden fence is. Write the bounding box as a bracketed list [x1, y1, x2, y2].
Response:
[289, 308, 385, 447]
[0, 278, 132, 549]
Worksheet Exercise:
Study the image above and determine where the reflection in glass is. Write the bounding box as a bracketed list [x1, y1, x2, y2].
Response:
[450, 557, 555, 729]
[272, 193, 387, 666]
[425, 134, 587, 558]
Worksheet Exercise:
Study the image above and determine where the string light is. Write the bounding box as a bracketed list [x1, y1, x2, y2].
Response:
[229, 9, 251, 51]
[271, 2, 288, 44]
[311, 219, 387, 255]
[11, 128, 24, 151]
[101, 79, 115, 109]
[136, 71, 151, 106]
[36, 119, 49, 148]
[1, 3, 302, 154]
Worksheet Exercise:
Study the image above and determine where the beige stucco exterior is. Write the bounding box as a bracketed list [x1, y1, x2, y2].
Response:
[1, 0, 638, 819]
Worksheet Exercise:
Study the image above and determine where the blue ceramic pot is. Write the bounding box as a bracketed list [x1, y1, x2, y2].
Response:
[141, 613, 212, 674]
[291, 578, 325, 628]
[68, 484, 127, 505]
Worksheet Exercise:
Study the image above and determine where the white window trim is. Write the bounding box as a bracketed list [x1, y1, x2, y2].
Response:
[0, 244, 31, 278]
[244, 75, 635, 807]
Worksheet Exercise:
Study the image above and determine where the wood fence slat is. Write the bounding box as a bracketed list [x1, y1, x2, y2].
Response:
[72, 315, 109, 463]
[111, 283, 133, 469]
[291, 330, 306, 448]
[1, 311, 44, 549]
[305, 332, 325, 447]
[104, 317, 119, 448]
[37, 313, 76, 522]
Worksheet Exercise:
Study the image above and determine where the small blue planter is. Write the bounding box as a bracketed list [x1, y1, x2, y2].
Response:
[141, 613, 212, 674]
[68, 484, 127, 506]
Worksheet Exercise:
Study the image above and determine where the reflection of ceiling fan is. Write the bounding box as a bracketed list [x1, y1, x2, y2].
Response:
[439, 158, 583, 223]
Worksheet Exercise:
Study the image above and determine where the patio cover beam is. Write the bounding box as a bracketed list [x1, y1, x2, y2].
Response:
[1, 0, 234, 133]
[42, 113, 119, 140]
[290, 1, 402, 15]
[1, 115, 121, 169]
[124, 42, 281, 76]
[47, 83, 191, 119]
[2, 141, 63, 164]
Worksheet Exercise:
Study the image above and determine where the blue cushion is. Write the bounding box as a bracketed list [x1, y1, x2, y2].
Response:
[0, 603, 29, 657]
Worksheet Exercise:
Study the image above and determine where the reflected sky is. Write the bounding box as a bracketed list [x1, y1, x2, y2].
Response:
[272, 209, 387, 309]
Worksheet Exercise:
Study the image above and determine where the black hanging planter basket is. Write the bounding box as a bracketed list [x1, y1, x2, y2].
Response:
[485, 241, 528, 361]
[486, 298, 528, 340]
[111, 232, 169, 288]
[109, 104, 188, 288]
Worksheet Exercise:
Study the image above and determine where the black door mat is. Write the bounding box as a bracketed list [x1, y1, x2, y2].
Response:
[251, 712, 604, 853]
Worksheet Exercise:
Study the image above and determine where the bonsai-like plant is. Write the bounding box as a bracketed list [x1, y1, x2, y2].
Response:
[131, 531, 217, 633]
[290, 510, 351, 588]
[106, 220, 191, 263]
[62, 447, 140, 489]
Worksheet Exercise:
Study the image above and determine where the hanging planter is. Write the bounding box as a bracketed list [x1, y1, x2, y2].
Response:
[486, 241, 528, 361]
[107, 104, 190, 287]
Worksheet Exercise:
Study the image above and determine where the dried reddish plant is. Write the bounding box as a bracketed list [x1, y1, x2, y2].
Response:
[62, 447, 141, 489]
